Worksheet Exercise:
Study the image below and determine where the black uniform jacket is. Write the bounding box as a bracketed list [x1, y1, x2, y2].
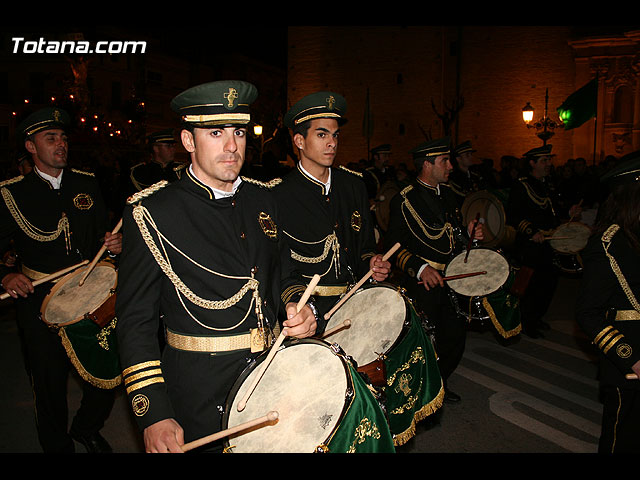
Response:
[385, 179, 467, 278]
[576, 225, 640, 389]
[273, 164, 377, 288]
[506, 175, 559, 241]
[116, 170, 307, 434]
[447, 166, 487, 207]
[0, 168, 109, 282]
[130, 161, 186, 192]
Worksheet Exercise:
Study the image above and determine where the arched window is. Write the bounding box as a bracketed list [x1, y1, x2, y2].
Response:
[613, 84, 633, 123]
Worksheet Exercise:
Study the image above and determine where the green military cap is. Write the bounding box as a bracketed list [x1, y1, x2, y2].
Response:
[454, 140, 476, 156]
[523, 144, 554, 158]
[371, 144, 392, 155]
[170, 80, 258, 127]
[410, 137, 451, 160]
[600, 150, 640, 187]
[147, 129, 176, 144]
[284, 91, 347, 129]
[18, 107, 70, 138]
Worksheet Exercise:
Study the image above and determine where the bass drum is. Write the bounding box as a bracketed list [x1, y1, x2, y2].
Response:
[222, 339, 395, 453]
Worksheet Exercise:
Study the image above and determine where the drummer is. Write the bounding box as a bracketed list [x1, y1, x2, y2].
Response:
[385, 137, 483, 403]
[272, 91, 390, 328]
[0, 107, 122, 452]
[505, 144, 582, 338]
[448, 140, 490, 206]
[115, 80, 318, 453]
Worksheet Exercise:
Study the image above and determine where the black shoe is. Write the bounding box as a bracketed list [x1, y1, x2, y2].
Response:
[444, 389, 461, 403]
[70, 430, 113, 453]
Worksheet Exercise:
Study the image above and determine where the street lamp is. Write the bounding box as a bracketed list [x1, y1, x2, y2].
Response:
[253, 124, 264, 161]
[522, 88, 562, 145]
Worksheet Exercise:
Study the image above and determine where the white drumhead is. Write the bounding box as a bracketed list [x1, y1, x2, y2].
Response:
[42, 264, 117, 326]
[445, 249, 509, 297]
[550, 222, 591, 254]
[226, 342, 348, 453]
[324, 286, 406, 366]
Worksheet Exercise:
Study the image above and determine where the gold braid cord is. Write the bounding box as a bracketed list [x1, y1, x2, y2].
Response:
[132, 204, 262, 331]
[400, 189, 454, 255]
[520, 179, 556, 215]
[285, 230, 340, 278]
[602, 224, 640, 312]
[1, 186, 71, 249]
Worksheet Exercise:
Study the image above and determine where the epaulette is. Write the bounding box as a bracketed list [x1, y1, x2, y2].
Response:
[127, 180, 168, 205]
[601, 224, 620, 244]
[400, 184, 413, 197]
[70, 168, 95, 177]
[338, 165, 363, 178]
[241, 176, 283, 189]
[0, 175, 24, 188]
[173, 163, 188, 173]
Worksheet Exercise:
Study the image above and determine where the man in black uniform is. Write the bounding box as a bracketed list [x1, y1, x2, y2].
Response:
[0, 107, 122, 452]
[363, 143, 393, 201]
[116, 81, 318, 453]
[505, 145, 581, 338]
[272, 91, 390, 327]
[448, 140, 486, 206]
[385, 137, 483, 403]
[575, 151, 640, 453]
[129, 129, 186, 192]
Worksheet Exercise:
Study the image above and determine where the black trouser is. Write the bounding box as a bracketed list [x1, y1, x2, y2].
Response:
[403, 278, 466, 383]
[16, 289, 115, 453]
[599, 386, 640, 454]
[517, 242, 558, 332]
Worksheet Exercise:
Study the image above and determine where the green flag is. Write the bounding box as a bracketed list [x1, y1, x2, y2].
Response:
[557, 78, 598, 130]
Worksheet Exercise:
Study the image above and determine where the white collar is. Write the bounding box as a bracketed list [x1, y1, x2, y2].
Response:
[36, 167, 63, 190]
[300, 162, 332, 194]
[188, 165, 242, 199]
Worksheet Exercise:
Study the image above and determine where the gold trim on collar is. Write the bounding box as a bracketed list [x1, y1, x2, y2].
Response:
[297, 163, 328, 195]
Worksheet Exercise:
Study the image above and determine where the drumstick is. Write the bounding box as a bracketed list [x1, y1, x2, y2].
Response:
[417, 270, 487, 286]
[181, 410, 279, 452]
[626, 373, 638, 380]
[0, 260, 89, 301]
[79, 218, 123, 286]
[237, 274, 321, 412]
[464, 213, 481, 263]
[321, 319, 351, 339]
[568, 199, 583, 223]
[324, 242, 400, 321]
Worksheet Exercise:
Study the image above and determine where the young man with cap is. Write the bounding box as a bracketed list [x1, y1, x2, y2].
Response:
[116, 81, 317, 453]
[448, 140, 489, 206]
[385, 137, 483, 403]
[129, 129, 186, 192]
[506, 144, 581, 338]
[272, 91, 390, 328]
[0, 107, 122, 452]
[363, 143, 393, 201]
[575, 150, 640, 453]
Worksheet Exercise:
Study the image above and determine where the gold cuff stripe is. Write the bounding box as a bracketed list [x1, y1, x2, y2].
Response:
[603, 334, 625, 354]
[122, 360, 161, 377]
[281, 285, 306, 305]
[126, 377, 164, 395]
[123, 368, 163, 387]
[597, 328, 619, 349]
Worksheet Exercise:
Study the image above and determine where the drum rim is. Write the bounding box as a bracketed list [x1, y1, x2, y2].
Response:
[324, 282, 412, 366]
[221, 337, 355, 453]
[550, 221, 592, 253]
[461, 190, 506, 248]
[40, 261, 117, 327]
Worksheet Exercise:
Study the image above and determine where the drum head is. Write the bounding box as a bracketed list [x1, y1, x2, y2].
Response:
[41, 263, 117, 327]
[224, 340, 349, 453]
[461, 190, 506, 248]
[324, 284, 407, 366]
[550, 222, 591, 254]
[445, 248, 510, 297]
